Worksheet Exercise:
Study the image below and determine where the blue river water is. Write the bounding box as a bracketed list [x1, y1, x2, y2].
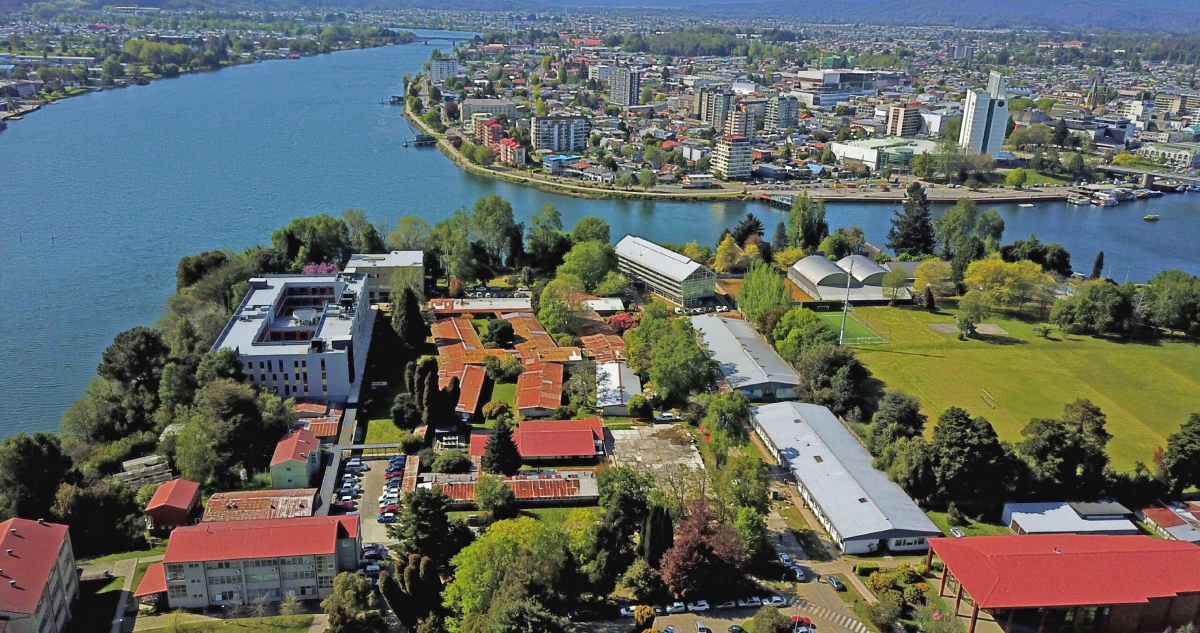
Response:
[1, 31, 1199, 438]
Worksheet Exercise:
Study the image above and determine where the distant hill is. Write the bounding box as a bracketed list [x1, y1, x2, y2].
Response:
[8, 0, 1200, 33]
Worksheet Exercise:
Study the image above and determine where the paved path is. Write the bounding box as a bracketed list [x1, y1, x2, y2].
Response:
[307, 614, 328, 633]
[794, 596, 870, 633]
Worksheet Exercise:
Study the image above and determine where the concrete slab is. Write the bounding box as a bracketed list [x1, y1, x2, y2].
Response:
[608, 425, 705, 472]
[927, 323, 958, 334]
[975, 323, 1009, 335]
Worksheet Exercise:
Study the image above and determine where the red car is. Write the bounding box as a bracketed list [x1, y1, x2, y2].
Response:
[332, 500, 356, 511]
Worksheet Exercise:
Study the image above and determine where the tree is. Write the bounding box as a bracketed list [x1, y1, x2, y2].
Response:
[864, 591, 904, 631]
[738, 261, 792, 331]
[487, 599, 566, 633]
[1018, 399, 1111, 498]
[791, 344, 868, 417]
[432, 450, 471, 473]
[713, 235, 740, 273]
[175, 415, 218, 483]
[922, 285, 936, 310]
[280, 594, 303, 616]
[659, 503, 744, 599]
[443, 517, 568, 618]
[911, 152, 936, 179]
[734, 507, 770, 564]
[787, 192, 828, 250]
[1141, 269, 1200, 336]
[474, 474, 518, 519]
[272, 214, 353, 268]
[597, 466, 655, 509]
[593, 271, 629, 297]
[557, 240, 618, 291]
[1160, 413, 1200, 495]
[526, 204, 568, 271]
[731, 214, 766, 247]
[390, 216, 432, 250]
[472, 195, 517, 264]
[869, 391, 927, 455]
[882, 268, 908, 303]
[1005, 168, 1028, 188]
[481, 419, 522, 476]
[640, 503, 674, 567]
[752, 607, 794, 633]
[390, 487, 470, 567]
[886, 183, 936, 256]
[930, 407, 1012, 502]
[963, 255, 1052, 312]
[1052, 117, 1070, 147]
[912, 260, 953, 298]
[1091, 251, 1105, 280]
[1049, 280, 1137, 336]
[323, 572, 384, 633]
[97, 326, 170, 395]
[571, 216, 610, 244]
[195, 348, 244, 388]
[771, 222, 788, 252]
[392, 287, 430, 352]
[51, 479, 145, 557]
[638, 169, 658, 190]
[391, 393, 422, 430]
[0, 432, 72, 521]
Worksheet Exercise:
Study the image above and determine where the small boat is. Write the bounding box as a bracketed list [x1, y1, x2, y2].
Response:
[1018, 203, 1035, 208]
[1144, 215, 1160, 221]
[1133, 189, 1151, 199]
[1067, 194, 1091, 205]
[1112, 187, 1135, 201]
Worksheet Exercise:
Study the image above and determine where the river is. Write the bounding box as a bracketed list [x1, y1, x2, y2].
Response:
[1, 31, 1198, 438]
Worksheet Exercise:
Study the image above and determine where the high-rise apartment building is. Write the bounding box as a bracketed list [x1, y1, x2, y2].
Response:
[609, 67, 640, 108]
[696, 85, 737, 129]
[588, 64, 613, 81]
[765, 94, 799, 130]
[886, 103, 923, 137]
[531, 116, 590, 153]
[959, 71, 1009, 156]
[724, 110, 754, 138]
[711, 135, 752, 181]
[429, 57, 459, 84]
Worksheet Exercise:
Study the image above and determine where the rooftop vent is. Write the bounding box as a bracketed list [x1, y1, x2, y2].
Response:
[8, 580, 14, 588]
[5, 549, 12, 556]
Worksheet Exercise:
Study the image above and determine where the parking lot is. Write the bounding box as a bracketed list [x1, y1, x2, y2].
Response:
[350, 459, 398, 545]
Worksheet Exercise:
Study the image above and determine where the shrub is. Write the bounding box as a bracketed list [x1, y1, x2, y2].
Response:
[482, 401, 510, 420]
[432, 450, 471, 473]
[946, 502, 969, 526]
[855, 562, 880, 577]
[864, 590, 904, 630]
[398, 431, 424, 454]
[895, 562, 923, 585]
[866, 571, 898, 593]
[903, 583, 925, 605]
[627, 394, 652, 419]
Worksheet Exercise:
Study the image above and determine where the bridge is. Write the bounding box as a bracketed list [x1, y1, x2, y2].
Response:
[419, 36, 475, 45]
[1095, 165, 1200, 188]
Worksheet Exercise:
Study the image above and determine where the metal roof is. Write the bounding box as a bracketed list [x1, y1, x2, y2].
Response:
[791, 255, 848, 286]
[596, 361, 642, 407]
[345, 251, 422, 269]
[1001, 502, 1139, 535]
[616, 235, 705, 283]
[692, 315, 800, 391]
[752, 402, 940, 542]
[837, 255, 888, 282]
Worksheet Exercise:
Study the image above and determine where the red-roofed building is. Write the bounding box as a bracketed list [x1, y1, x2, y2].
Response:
[496, 137, 526, 167]
[0, 519, 78, 633]
[430, 471, 599, 508]
[515, 363, 563, 418]
[515, 418, 604, 461]
[144, 478, 201, 536]
[270, 428, 321, 489]
[927, 534, 1200, 633]
[138, 516, 360, 608]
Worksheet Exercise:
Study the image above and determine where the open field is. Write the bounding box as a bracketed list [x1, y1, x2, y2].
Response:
[816, 311, 882, 342]
[926, 510, 1010, 537]
[135, 614, 313, 633]
[848, 304, 1200, 470]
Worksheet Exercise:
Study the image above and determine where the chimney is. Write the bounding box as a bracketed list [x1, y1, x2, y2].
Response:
[8, 529, 14, 535]
[8, 580, 15, 588]
[37, 518, 45, 525]
[5, 549, 12, 556]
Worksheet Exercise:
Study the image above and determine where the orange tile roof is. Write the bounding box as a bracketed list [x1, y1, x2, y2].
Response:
[292, 402, 328, 416]
[516, 363, 563, 413]
[270, 428, 318, 467]
[433, 475, 588, 502]
[581, 334, 626, 363]
[145, 478, 200, 512]
[433, 317, 484, 350]
[133, 562, 166, 597]
[202, 489, 317, 522]
[439, 364, 487, 416]
[308, 421, 340, 438]
[164, 516, 359, 564]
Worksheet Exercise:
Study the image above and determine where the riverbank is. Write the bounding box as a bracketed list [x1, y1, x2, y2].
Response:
[404, 96, 1068, 205]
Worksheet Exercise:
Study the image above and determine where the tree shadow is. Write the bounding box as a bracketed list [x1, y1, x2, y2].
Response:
[970, 333, 1027, 346]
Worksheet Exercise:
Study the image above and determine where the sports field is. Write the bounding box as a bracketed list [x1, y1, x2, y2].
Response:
[849, 304, 1200, 470]
[816, 309, 886, 343]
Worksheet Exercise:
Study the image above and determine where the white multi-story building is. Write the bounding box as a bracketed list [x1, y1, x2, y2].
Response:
[959, 71, 1009, 156]
[531, 115, 590, 153]
[609, 66, 640, 108]
[765, 94, 799, 130]
[723, 110, 754, 138]
[1136, 142, 1200, 168]
[429, 57, 459, 84]
[211, 273, 372, 401]
[0, 519, 78, 633]
[588, 64, 613, 81]
[344, 251, 423, 304]
[711, 135, 752, 181]
[459, 98, 517, 123]
[696, 85, 737, 128]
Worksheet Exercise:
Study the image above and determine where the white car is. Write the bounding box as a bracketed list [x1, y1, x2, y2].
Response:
[655, 413, 677, 422]
[778, 553, 792, 565]
[618, 607, 637, 617]
[737, 597, 761, 608]
[714, 600, 737, 610]
[765, 595, 788, 607]
[687, 600, 710, 612]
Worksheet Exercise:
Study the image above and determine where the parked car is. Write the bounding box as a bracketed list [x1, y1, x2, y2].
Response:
[377, 512, 397, 524]
[687, 600, 710, 612]
[729, 627, 747, 633]
[666, 602, 687, 614]
[827, 576, 846, 591]
[651, 606, 665, 616]
[950, 528, 966, 538]
[778, 553, 792, 565]
[655, 413, 677, 422]
[788, 566, 806, 581]
[764, 595, 787, 607]
[618, 606, 637, 617]
[331, 500, 356, 511]
[714, 600, 737, 610]
[466, 514, 480, 526]
[696, 621, 711, 633]
[737, 597, 761, 608]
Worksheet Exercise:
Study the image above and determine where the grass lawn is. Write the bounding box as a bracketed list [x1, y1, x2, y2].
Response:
[131, 560, 154, 594]
[1003, 169, 1067, 186]
[137, 614, 313, 633]
[848, 304, 1200, 470]
[364, 419, 404, 444]
[450, 506, 602, 525]
[472, 319, 490, 336]
[816, 311, 883, 342]
[926, 511, 1010, 537]
[489, 381, 517, 408]
[79, 544, 166, 565]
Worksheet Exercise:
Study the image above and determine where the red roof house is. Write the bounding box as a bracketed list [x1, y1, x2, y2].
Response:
[0, 518, 77, 627]
[144, 478, 201, 536]
[270, 428, 321, 489]
[515, 418, 604, 461]
[928, 534, 1200, 633]
[515, 363, 563, 418]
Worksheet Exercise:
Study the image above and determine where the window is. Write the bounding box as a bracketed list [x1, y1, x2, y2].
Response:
[168, 585, 188, 599]
[813, 455, 823, 463]
[318, 575, 334, 588]
[206, 561, 234, 570]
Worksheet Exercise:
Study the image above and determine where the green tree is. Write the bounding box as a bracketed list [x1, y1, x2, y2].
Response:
[481, 419, 522, 476]
[571, 216, 610, 244]
[640, 503, 674, 567]
[1005, 168, 1028, 188]
[323, 572, 384, 633]
[869, 391, 927, 455]
[174, 415, 218, 483]
[930, 407, 1013, 502]
[772, 308, 837, 363]
[597, 466, 656, 508]
[752, 606, 793, 633]
[526, 204, 568, 271]
[1018, 399, 1111, 497]
[786, 192, 828, 250]
[51, 479, 145, 557]
[1091, 251, 1105, 280]
[638, 168, 658, 190]
[1160, 413, 1200, 495]
[389, 216, 432, 250]
[557, 240, 618, 291]
[392, 287, 431, 352]
[734, 506, 771, 564]
[195, 348, 244, 388]
[390, 487, 471, 567]
[474, 474, 518, 519]
[433, 450, 471, 473]
[738, 261, 793, 331]
[0, 432, 72, 521]
[886, 182, 936, 256]
[97, 326, 170, 396]
[443, 517, 568, 618]
[883, 268, 909, 302]
[472, 195, 517, 264]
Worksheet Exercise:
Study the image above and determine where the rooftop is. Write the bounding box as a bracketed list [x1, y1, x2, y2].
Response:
[0, 518, 70, 616]
[345, 251, 423, 269]
[145, 478, 200, 512]
[270, 428, 319, 467]
[596, 361, 642, 408]
[515, 363, 564, 412]
[931, 534, 1200, 609]
[211, 273, 366, 357]
[1002, 502, 1138, 535]
[753, 402, 940, 541]
[163, 516, 359, 564]
[202, 488, 318, 522]
[693, 315, 800, 391]
[517, 418, 604, 459]
[615, 235, 707, 283]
